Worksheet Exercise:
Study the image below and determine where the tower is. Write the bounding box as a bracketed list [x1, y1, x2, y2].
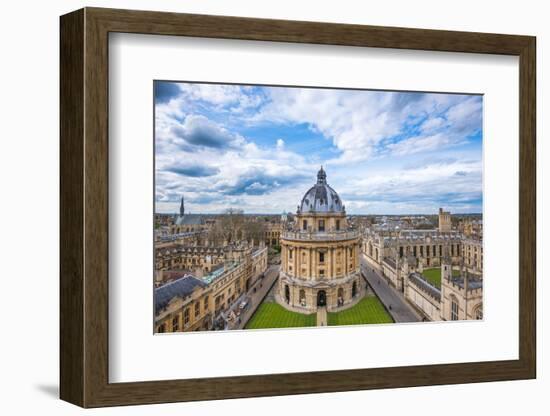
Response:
[441, 255, 452, 282]
[179, 196, 185, 217]
[438, 207, 451, 233]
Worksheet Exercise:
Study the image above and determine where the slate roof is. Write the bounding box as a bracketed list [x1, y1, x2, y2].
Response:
[449, 276, 483, 290]
[383, 257, 396, 269]
[409, 272, 441, 301]
[175, 214, 205, 226]
[154, 275, 206, 314]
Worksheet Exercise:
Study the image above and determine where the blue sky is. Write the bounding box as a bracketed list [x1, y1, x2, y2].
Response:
[155, 81, 482, 215]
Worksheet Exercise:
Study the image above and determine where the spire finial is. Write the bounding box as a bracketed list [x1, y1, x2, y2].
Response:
[179, 195, 185, 217]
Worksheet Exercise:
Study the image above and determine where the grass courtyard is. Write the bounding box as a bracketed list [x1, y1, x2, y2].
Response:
[245, 296, 393, 330]
[327, 296, 393, 326]
[422, 267, 460, 288]
[245, 302, 317, 329]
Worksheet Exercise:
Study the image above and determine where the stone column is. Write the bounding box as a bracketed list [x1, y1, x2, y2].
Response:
[344, 245, 348, 275]
[328, 247, 333, 278]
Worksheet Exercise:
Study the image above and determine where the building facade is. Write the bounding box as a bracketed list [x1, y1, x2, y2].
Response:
[155, 245, 268, 333]
[277, 168, 364, 313]
[362, 210, 483, 322]
[265, 222, 282, 247]
[363, 229, 465, 291]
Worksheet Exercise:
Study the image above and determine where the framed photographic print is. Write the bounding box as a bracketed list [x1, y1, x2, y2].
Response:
[60, 7, 536, 408]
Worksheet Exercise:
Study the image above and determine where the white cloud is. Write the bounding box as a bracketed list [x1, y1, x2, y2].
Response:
[155, 83, 483, 214]
[250, 89, 481, 165]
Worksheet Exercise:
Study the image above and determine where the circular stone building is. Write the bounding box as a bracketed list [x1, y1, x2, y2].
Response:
[277, 167, 364, 313]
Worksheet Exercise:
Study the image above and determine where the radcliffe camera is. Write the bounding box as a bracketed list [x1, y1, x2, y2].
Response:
[153, 81, 483, 333]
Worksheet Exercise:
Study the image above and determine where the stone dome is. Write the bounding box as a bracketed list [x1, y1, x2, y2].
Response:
[298, 167, 345, 214]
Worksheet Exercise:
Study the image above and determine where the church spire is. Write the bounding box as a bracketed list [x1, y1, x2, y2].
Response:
[179, 196, 185, 217]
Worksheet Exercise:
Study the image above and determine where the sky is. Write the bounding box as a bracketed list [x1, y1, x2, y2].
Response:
[154, 81, 483, 215]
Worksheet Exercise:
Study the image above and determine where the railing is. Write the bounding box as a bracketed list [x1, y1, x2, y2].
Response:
[281, 230, 360, 241]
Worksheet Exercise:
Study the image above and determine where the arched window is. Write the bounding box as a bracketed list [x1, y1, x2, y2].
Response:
[157, 323, 166, 333]
[299, 289, 306, 306]
[338, 287, 344, 306]
[172, 316, 179, 331]
[474, 304, 483, 320]
[450, 296, 459, 321]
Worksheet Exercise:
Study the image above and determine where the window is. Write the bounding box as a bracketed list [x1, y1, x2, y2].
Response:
[172, 316, 179, 331]
[194, 302, 200, 318]
[319, 252, 325, 263]
[335, 219, 340, 231]
[204, 296, 209, 310]
[184, 308, 190, 325]
[319, 269, 325, 277]
[420, 246, 424, 256]
[475, 306, 483, 320]
[413, 246, 417, 257]
[318, 219, 325, 232]
[451, 298, 459, 321]
[289, 249, 293, 260]
[439, 245, 442, 256]
[303, 220, 308, 231]
[349, 247, 353, 257]
[299, 289, 306, 306]
[157, 323, 166, 333]
[399, 246, 404, 257]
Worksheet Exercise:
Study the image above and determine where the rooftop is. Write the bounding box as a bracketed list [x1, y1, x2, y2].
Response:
[155, 275, 206, 314]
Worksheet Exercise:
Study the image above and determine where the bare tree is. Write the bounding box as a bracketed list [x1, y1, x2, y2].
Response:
[207, 209, 266, 246]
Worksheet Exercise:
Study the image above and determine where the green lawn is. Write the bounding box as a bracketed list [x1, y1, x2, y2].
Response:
[422, 267, 460, 288]
[327, 296, 393, 326]
[245, 302, 316, 329]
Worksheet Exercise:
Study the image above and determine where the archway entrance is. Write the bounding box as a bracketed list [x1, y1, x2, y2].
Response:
[352, 281, 357, 297]
[317, 290, 327, 307]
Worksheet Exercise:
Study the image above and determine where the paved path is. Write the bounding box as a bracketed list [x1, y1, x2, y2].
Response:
[360, 257, 421, 323]
[316, 307, 327, 326]
[229, 264, 280, 330]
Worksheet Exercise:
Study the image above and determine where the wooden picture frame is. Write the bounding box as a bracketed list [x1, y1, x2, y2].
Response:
[60, 7, 536, 408]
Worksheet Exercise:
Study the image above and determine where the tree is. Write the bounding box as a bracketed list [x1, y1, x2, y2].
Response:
[207, 209, 266, 246]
